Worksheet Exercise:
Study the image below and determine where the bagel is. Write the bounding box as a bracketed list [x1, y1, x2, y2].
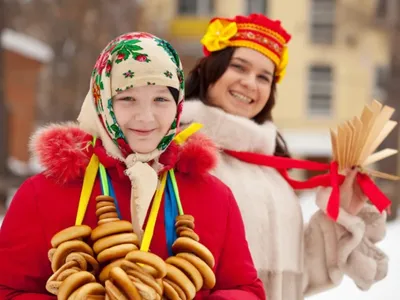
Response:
[84, 296, 107, 300]
[109, 267, 142, 300]
[120, 259, 162, 290]
[46, 280, 62, 296]
[172, 237, 215, 268]
[166, 256, 203, 292]
[176, 215, 195, 222]
[99, 258, 125, 284]
[51, 240, 94, 272]
[125, 268, 162, 296]
[65, 252, 87, 270]
[91, 220, 133, 242]
[176, 226, 194, 236]
[132, 280, 157, 300]
[99, 212, 119, 220]
[57, 267, 80, 281]
[120, 259, 146, 274]
[72, 282, 105, 300]
[96, 206, 117, 217]
[51, 225, 92, 248]
[156, 278, 164, 295]
[48, 248, 56, 262]
[97, 218, 121, 226]
[176, 253, 216, 289]
[47, 261, 77, 285]
[96, 195, 115, 202]
[77, 252, 100, 274]
[162, 279, 183, 300]
[93, 232, 140, 254]
[166, 278, 188, 300]
[58, 271, 95, 300]
[175, 219, 194, 230]
[179, 230, 200, 242]
[83, 296, 107, 300]
[140, 265, 159, 278]
[96, 200, 115, 209]
[125, 250, 167, 279]
[97, 244, 138, 264]
[165, 263, 196, 300]
[105, 280, 128, 300]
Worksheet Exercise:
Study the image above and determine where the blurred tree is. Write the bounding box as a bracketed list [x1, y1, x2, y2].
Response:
[0, 0, 9, 208]
[5, 0, 141, 122]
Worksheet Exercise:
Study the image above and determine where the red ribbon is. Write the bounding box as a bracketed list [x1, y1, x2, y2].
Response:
[224, 149, 391, 221]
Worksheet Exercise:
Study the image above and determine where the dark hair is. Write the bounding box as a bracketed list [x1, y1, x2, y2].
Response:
[167, 87, 179, 103]
[185, 47, 290, 158]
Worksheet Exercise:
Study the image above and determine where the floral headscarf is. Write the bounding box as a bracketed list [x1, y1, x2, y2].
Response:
[91, 32, 184, 158]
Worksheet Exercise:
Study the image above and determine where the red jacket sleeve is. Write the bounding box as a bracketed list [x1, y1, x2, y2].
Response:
[207, 188, 266, 300]
[0, 178, 56, 299]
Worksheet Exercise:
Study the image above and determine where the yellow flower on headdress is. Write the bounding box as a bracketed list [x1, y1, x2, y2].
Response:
[201, 19, 238, 52]
[275, 46, 289, 83]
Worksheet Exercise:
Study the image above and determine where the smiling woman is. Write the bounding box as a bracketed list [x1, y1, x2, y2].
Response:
[181, 13, 389, 300]
[206, 47, 275, 119]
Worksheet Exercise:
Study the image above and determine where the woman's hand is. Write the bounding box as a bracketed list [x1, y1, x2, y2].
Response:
[339, 168, 367, 215]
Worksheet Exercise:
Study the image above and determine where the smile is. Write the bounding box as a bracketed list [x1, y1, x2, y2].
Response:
[129, 129, 155, 136]
[230, 91, 254, 104]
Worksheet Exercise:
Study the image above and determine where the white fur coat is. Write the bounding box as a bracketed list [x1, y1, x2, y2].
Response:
[181, 100, 388, 300]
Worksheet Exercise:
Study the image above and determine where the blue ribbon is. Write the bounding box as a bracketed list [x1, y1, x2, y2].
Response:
[164, 172, 179, 256]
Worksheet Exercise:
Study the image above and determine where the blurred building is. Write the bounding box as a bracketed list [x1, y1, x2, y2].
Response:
[142, 0, 390, 172]
[1, 28, 53, 176]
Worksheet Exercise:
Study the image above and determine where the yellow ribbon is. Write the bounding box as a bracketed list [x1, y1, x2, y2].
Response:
[201, 19, 238, 52]
[75, 154, 100, 225]
[174, 122, 203, 146]
[140, 172, 167, 252]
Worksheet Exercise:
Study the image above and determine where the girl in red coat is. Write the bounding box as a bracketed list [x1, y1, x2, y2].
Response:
[0, 33, 265, 300]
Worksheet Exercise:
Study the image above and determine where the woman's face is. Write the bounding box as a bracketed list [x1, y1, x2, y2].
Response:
[207, 47, 275, 119]
[113, 85, 177, 154]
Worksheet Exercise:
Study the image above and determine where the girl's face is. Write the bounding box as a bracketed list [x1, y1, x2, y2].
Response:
[207, 47, 275, 119]
[113, 85, 177, 154]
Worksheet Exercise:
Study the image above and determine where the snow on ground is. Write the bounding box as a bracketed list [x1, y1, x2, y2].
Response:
[300, 190, 399, 300]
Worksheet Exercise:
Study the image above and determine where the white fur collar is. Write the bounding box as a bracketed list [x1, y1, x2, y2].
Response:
[181, 99, 277, 155]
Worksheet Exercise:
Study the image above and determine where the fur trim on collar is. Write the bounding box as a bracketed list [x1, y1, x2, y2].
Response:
[30, 122, 217, 184]
[181, 100, 277, 155]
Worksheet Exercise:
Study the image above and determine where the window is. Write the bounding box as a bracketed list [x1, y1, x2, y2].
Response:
[308, 65, 333, 116]
[373, 66, 388, 101]
[376, 0, 389, 19]
[247, 0, 267, 14]
[177, 0, 214, 15]
[310, 0, 336, 44]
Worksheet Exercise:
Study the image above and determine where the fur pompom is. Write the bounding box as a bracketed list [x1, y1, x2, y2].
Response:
[176, 133, 217, 175]
[30, 122, 92, 183]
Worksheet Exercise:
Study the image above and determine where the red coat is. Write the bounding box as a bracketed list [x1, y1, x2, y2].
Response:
[0, 124, 265, 300]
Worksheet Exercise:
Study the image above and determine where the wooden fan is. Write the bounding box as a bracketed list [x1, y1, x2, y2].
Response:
[330, 99, 400, 180]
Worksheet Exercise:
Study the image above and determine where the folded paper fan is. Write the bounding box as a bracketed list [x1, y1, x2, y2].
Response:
[330, 99, 400, 180]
